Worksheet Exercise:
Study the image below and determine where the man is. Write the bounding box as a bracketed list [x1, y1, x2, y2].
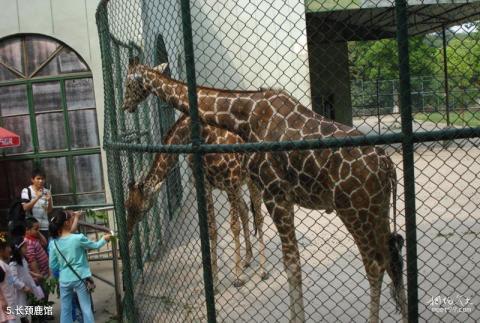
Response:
[22, 169, 53, 242]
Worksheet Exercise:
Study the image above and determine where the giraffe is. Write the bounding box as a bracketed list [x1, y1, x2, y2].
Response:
[124, 105, 268, 291]
[122, 57, 407, 323]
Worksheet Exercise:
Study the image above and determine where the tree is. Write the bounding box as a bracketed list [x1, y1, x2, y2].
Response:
[349, 36, 439, 80]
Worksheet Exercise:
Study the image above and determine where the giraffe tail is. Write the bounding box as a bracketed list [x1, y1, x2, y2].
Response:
[250, 199, 258, 237]
[387, 162, 406, 313]
[389, 159, 398, 232]
[389, 233, 405, 313]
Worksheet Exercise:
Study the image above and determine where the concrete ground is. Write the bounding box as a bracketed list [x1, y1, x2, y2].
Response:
[47, 116, 477, 322]
[133, 139, 480, 322]
[50, 260, 119, 323]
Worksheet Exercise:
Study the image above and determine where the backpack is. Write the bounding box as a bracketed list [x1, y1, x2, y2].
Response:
[7, 187, 32, 237]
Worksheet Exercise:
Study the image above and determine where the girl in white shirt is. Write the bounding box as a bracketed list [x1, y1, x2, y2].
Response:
[0, 234, 16, 323]
[10, 236, 37, 323]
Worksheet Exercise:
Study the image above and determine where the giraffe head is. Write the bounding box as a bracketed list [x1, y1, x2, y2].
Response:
[122, 57, 169, 112]
[124, 181, 156, 240]
[122, 57, 149, 112]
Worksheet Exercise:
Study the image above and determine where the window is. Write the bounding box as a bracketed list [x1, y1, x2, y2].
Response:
[0, 35, 105, 222]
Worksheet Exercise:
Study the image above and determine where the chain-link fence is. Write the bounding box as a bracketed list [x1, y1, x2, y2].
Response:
[96, 0, 480, 322]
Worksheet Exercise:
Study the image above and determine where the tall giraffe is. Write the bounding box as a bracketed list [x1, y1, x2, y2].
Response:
[122, 58, 407, 323]
[124, 109, 267, 290]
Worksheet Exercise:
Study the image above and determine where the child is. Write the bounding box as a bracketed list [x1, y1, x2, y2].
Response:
[24, 218, 49, 284]
[0, 233, 16, 323]
[10, 236, 37, 323]
[49, 209, 110, 323]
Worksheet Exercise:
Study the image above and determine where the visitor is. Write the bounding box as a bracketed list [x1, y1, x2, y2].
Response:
[48, 209, 110, 323]
[24, 217, 50, 287]
[9, 236, 38, 323]
[22, 169, 52, 244]
[0, 233, 16, 323]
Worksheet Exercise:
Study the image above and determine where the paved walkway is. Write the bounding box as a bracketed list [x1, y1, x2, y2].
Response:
[134, 144, 480, 322]
[51, 260, 119, 323]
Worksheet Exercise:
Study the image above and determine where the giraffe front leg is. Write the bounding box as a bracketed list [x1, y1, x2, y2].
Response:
[227, 192, 245, 288]
[265, 197, 305, 323]
[206, 186, 219, 293]
[247, 180, 268, 280]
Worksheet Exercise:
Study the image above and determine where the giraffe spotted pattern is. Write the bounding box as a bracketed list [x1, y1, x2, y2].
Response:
[122, 57, 407, 323]
[124, 109, 267, 291]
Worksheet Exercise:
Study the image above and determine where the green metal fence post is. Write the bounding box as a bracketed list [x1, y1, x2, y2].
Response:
[95, 3, 137, 321]
[179, 0, 217, 321]
[441, 25, 451, 127]
[154, 35, 182, 221]
[395, 0, 419, 322]
[111, 40, 144, 279]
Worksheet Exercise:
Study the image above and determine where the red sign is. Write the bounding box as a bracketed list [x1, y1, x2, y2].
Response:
[0, 127, 20, 148]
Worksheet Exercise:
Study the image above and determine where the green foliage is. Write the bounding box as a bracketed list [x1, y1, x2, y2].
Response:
[349, 36, 439, 79]
[414, 111, 480, 127]
[27, 277, 58, 308]
[84, 209, 108, 223]
[350, 27, 480, 112]
[446, 36, 480, 86]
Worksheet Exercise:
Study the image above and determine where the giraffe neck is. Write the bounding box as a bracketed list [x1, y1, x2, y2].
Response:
[140, 65, 259, 141]
[141, 68, 191, 116]
[141, 114, 191, 192]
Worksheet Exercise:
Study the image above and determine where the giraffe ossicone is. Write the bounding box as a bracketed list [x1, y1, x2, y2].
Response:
[122, 57, 407, 323]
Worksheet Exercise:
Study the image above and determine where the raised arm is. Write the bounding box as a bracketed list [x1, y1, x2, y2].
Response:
[69, 211, 82, 233]
[79, 234, 111, 250]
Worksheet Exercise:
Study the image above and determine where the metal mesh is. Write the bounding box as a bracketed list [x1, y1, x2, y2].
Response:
[96, 0, 480, 321]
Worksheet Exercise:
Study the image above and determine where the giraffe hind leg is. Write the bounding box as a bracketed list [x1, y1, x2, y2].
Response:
[336, 208, 390, 323]
[247, 180, 269, 280]
[227, 191, 245, 288]
[265, 196, 305, 322]
[237, 193, 253, 268]
[205, 186, 220, 293]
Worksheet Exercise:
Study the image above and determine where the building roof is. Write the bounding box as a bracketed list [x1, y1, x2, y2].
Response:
[305, 0, 480, 41]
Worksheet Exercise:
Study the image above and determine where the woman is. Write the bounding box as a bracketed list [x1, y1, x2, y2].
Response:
[22, 169, 53, 242]
[48, 209, 111, 323]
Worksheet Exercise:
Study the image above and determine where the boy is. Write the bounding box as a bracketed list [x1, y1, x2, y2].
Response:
[24, 217, 50, 283]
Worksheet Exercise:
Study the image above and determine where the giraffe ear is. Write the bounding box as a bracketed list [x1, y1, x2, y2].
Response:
[129, 56, 140, 67]
[153, 63, 169, 74]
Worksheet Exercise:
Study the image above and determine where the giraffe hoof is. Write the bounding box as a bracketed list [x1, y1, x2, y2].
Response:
[233, 279, 245, 288]
[260, 271, 270, 281]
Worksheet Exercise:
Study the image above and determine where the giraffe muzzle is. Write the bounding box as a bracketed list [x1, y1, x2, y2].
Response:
[122, 104, 136, 113]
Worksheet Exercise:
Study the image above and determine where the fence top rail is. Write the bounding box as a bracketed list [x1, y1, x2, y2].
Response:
[104, 127, 480, 154]
[55, 203, 115, 210]
[78, 220, 112, 233]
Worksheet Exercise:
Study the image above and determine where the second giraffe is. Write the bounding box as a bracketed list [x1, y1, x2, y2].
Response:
[125, 114, 268, 290]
